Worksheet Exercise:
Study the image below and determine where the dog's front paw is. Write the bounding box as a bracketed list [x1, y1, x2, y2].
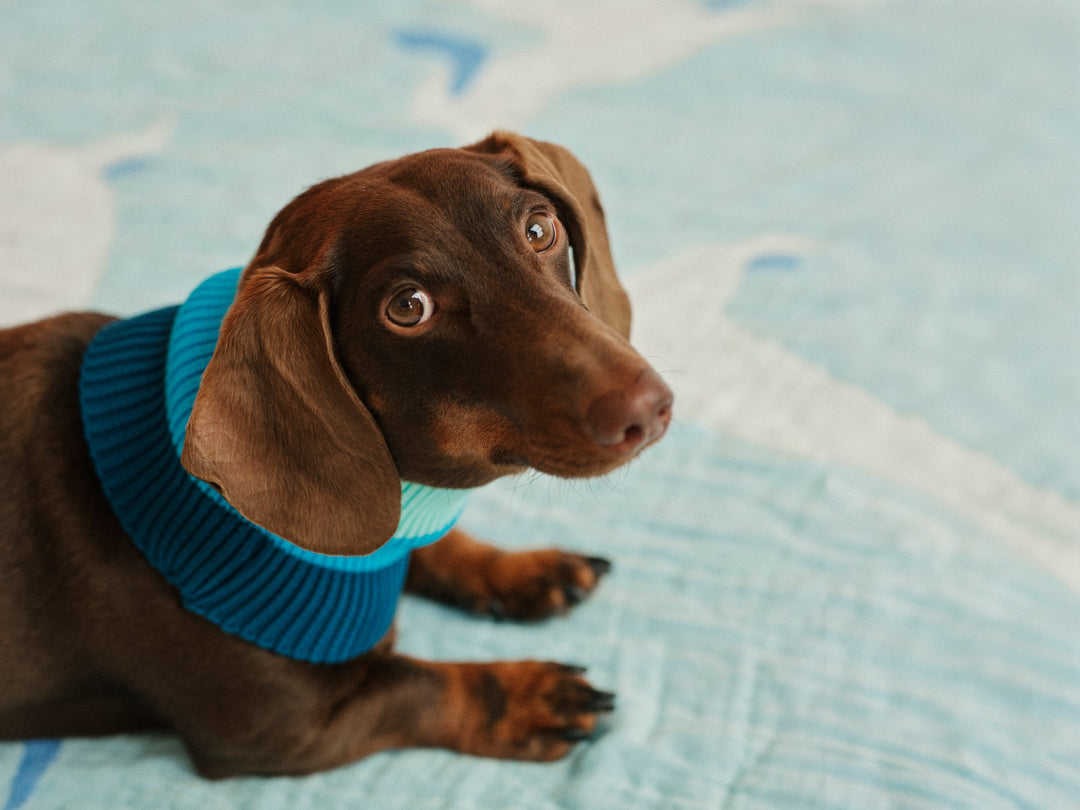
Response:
[406, 530, 612, 621]
[481, 550, 611, 621]
[453, 661, 615, 761]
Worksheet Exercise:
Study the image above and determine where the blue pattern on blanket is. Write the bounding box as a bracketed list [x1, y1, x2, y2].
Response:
[394, 30, 488, 96]
[1, 0, 1077, 808]
[2, 742, 59, 810]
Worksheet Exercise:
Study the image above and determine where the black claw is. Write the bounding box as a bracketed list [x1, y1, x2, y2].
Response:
[558, 727, 593, 742]
[587, 689, 616, 712]
[585, 556, 612, 577]
[563, 584, 588, 605]
[557, 663, 588, 675]
[486, 599, 507, 621]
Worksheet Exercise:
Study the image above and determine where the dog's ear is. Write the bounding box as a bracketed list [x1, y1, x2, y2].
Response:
[467, 131, 632, 339]
[181, 265, 401, 555]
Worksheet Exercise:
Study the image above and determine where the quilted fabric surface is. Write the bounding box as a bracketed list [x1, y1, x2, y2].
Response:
[1, 1, 1077, 808]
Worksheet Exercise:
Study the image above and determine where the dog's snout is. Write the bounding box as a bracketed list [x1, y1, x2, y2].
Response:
[585, 368, 673, 455]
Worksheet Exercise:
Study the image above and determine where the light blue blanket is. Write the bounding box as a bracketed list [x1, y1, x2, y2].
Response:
[2, 1, 1077, 807]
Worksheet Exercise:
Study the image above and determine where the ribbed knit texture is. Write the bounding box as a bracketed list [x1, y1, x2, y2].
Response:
[80, 268, 469, 663]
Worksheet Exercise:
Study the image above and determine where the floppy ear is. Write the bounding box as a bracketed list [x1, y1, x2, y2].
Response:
[181, 265, 401, 555]
[467, 131, 632, 339]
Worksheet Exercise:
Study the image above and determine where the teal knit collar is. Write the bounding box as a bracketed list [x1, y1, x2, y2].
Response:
[80, 268, 469, 662]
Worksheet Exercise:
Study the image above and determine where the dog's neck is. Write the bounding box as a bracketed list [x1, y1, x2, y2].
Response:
[79, 268, 470, 663]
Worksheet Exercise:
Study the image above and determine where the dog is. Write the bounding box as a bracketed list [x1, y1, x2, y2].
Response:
[0, 132, 673, 778]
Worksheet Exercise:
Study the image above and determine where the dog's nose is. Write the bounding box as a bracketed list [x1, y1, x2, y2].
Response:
[585, 368, 673, 455]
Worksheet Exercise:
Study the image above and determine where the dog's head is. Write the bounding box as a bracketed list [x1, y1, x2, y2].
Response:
[181, 132, 672, 555]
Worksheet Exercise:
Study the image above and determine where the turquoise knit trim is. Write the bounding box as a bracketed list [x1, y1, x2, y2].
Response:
[164, 267, 470, 571]
[80, 268, 470, 662]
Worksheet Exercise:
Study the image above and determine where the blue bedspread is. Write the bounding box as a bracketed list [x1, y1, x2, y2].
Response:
[2, 1, 1077, 807]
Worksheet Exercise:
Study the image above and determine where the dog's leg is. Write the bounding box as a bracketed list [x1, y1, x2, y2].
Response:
[184, 653, 614, 777]
[406, 528, 611, 620]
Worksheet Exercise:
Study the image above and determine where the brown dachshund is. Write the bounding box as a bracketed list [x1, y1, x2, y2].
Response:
[0, 132, 672, 777]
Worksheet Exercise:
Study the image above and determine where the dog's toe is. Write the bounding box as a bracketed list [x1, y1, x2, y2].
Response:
[462, 661, 615, 761]
[489, 549, 611, 621]
[585, 556, 612, 577]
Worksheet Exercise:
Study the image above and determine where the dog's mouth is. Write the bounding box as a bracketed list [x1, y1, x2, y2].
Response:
[506, 392, 674, 480]
[400, 368, 673, 486]
[516, 427, 670, 480]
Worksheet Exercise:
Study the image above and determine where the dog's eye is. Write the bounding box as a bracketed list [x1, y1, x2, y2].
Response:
[525, 212, 557, 253]
[385, 288, 434, 328]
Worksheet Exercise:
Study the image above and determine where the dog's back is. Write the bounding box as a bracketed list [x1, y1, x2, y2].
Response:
[0, 312, 145, 735]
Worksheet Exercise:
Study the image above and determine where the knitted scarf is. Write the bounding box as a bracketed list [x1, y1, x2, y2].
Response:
[80, 268, 469, 663]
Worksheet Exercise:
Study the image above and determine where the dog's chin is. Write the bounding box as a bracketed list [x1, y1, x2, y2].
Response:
[516, 441, 660, 481]
[530, 457, 632, 481]
[394, 451, 628, 490]
[395, 427, 667, 489]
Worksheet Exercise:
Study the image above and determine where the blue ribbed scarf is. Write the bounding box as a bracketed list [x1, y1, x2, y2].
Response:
[79, 268, 469, 663]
